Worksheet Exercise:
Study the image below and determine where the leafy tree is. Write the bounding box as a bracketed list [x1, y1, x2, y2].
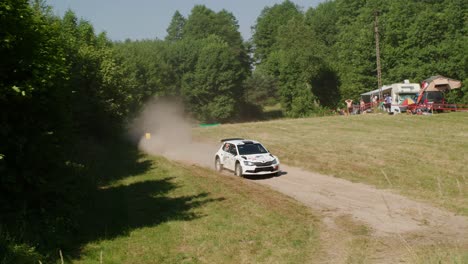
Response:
[380, 0, 467, 85]
[265, 49, 319, 117]
[162, 39, 202, 93]
[1, 2, 146, 260]
[302, 2, 342, 108]
[251, 0, 301, 63]
[310, 66, 341, 108]
[173, 5, 250, 121]
[0, 0, 84, 256]
[305, 1, 338, 48]
[183, 5, 250, 71]
[117, 4, 251, 123]
[182, 5, 244, 47]
[183, 5, 218, 40]
[333, 1, 377, 100]
[165, 11, 186, 42]
[62, 13, 134, 138]
[290, 84, 318, 117]
[115, 40, 170, 98]
[305, 0, 467, 102]
[261, 17, 325, 117]
[252, 1, 341, 112]
[181, 36, 245, 122]
[243, 71, 279, 106]
[214, 10, 244, 47]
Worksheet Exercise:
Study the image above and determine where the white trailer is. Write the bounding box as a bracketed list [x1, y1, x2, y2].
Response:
[388, 80, 421, 114]
[360, 80, 421, 114]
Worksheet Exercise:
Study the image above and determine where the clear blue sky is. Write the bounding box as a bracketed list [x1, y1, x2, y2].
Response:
[45, 0, 324, 41]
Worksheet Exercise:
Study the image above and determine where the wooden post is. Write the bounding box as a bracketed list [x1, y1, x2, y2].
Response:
[374, 10, 382, 99]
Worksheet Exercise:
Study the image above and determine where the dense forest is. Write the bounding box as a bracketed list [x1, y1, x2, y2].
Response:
[0, 0, 466, 262]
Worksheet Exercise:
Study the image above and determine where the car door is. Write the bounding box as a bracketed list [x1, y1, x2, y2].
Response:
[224, 143, 237, 171]
[220, 143, 232, 170]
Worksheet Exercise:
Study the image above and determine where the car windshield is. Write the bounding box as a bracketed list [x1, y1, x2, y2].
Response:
[237, 143, 268, 155]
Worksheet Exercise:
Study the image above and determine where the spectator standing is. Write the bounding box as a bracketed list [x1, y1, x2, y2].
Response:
[384, 94, 392, 112]
[383, 94, 387, 111]
[345, 99, 353, 115]
[360, 99, 365, 113]
[372, 95, 378, 107]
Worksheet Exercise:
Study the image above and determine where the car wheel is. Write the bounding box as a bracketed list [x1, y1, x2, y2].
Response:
[215, 157, 223, 172]
[235, 162, 243, 177]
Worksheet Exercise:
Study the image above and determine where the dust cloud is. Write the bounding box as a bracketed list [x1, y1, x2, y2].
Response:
[129, 98, 218, 168]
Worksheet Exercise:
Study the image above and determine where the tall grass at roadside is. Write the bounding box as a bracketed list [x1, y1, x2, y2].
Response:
[71, 156, 320, 263]
[193, 113, 468, 215]
[410, 245, 468, 264]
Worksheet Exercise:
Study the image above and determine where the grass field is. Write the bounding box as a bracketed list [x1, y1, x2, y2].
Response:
[193, 112, 468, 215]
[71, 156, 321, 263]
[58, 113, 467, 263]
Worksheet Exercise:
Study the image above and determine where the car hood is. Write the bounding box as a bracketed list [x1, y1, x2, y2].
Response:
[241, 153, 276, 162]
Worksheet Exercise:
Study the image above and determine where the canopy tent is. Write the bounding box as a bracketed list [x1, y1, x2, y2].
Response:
[416, 75, 462, 104]
[360, 86, 392, 102]
[422, 76, 462, 92]
[360, 86, 392, 96]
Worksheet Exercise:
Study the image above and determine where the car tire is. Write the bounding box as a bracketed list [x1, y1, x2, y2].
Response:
[235, 162, 243, 177]
[215, 157, 223, 172]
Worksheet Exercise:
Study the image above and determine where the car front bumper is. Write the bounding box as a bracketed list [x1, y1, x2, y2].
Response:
[242, 164, 280, 175]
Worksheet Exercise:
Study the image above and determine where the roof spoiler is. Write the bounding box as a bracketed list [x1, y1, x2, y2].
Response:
[220, 138, 244, 142]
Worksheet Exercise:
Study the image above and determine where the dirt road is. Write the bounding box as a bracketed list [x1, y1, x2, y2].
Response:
[139, 138, 468, 262]
[261, 165, 468, 237]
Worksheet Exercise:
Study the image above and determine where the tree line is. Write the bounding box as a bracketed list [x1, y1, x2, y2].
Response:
[0, 0, 466, 262]
[251, 0, 467, 115]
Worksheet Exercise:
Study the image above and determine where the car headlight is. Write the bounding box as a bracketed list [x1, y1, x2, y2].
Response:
[244, 161, 255, 166]
[271, 158, 277, 164]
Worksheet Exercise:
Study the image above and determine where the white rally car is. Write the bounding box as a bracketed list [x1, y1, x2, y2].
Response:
[214, 138, 281, 177]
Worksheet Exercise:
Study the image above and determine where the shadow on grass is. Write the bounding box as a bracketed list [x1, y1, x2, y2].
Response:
[75, 178, 223, 248]
[67, 140, 224, 259]
[81, 139, 154, 185]
[1, 137, 226, 263]
[262, 109, 284, 120]
[234, 102, 285, 123]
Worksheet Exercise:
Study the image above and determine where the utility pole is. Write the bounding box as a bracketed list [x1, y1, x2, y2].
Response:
[374, 10, 382, 99]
